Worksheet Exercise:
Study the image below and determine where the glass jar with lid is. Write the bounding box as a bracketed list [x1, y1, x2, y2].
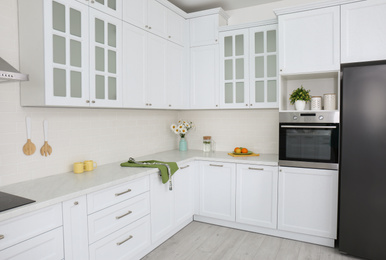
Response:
[203, 136, 212, 152]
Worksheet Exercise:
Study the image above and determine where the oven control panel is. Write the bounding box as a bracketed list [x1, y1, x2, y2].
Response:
[280, 111, 339, 123]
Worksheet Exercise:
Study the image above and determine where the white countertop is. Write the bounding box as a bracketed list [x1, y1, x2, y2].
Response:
[0, 150, 278, 222]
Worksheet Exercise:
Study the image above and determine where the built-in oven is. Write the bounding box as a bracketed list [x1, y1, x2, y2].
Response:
[279, 112, 339, 170]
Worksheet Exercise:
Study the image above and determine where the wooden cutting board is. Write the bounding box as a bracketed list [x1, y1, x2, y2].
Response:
[228, 153, 260, 157]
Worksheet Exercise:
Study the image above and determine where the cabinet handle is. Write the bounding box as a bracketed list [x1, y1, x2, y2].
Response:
[169, 104, 171, 107]
[149, 26, 152, 29]
[115, 189, 132, 196]
[74, 201, 79, 205]
[180, 165, 190, 169]
[215, 105, 218, 107]
[86, 100, 90, 103]
[248, 167, 264, 171]
[116, 210, 132, 220]
[245, 104, 248, 106]
[92, 100, 95, 103]
[149, 103, 152, 106]
[0, 235, 4, 240]
[91, 0, 95, 3]
[145, 25, 148, 28]
[210, 164, 223, 167]
[250, 104, 253, 106]
[168, 36, 171, 38]
[215, 39, 218, 42]
[116, 235, 133, 246]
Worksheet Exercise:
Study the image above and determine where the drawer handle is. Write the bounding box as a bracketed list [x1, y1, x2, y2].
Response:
[115, 189, 132, 197]
[248, 167, 264, 171]
[74, 201, 79, 205]
[209, 164, 223, 167]
[0, 235, 4, 240]
[116, 210, 132, 220]
[117, 235, 133, 246]
[180, 165, 190, 169]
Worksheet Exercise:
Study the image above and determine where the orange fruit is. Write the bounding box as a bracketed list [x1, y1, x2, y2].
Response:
[241, 148, 248, 153]
[234, 147, 241, 153]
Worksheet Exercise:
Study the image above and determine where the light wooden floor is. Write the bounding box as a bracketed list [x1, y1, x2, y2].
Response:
[142, 221, 362, 260]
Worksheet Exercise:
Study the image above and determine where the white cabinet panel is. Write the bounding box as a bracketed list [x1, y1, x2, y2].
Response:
[279, 6, 340, 74]
[341, 0, 386, 63]
[278, 167, 338, 238]
[122, 0, 147, 29]
[199, 161, 236, 221]
[167, 9, 186, 46]
[236, 164, 278, 229]
[147, 0, 168, 39]
[166, 42, 186, 109]
[174, 163, 194, 226]
[190, 15, 221, 47]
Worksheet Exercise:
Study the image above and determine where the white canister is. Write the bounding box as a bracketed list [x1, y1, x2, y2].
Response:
[311, 96, 322, 110]
[324, 93, 336, 110]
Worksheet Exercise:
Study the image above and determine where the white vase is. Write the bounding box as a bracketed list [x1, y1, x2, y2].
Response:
[295, 100, 306, 110]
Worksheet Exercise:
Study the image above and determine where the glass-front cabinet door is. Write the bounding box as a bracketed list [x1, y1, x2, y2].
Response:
[89, 8, 122, 107]
[249, 25, 278, 108]
[45, 0, 89, 106]
[219, 29, 249, 108]
[76, 0, 122, 19]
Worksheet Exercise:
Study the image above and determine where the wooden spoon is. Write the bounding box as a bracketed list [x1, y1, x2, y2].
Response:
[23, 117, 36, 156]
[40, 120, 52, 156]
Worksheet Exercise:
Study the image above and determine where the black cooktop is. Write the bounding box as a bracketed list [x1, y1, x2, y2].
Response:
[0, 191, 35, 212]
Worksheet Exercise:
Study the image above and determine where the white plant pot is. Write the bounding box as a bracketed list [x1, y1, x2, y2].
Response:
[295, 100, 306, 110]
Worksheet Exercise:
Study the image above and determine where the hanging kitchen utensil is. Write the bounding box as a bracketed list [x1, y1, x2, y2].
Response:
[40, 120, 52, 156]
[23, 117, 36, 156]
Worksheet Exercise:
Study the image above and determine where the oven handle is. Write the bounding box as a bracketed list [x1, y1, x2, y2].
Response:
[280, 125, 337, 129]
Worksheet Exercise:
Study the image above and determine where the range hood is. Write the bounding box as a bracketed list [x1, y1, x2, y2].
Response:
[0, 57, 29, 83]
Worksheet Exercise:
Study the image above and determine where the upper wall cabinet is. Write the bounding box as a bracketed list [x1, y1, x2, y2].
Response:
[190, 14, 227, 47]
[278, 6, 340, 74]
[341, 0, 386, 63]
[76, 0, 122, 19]
[19, 0, 122, 108]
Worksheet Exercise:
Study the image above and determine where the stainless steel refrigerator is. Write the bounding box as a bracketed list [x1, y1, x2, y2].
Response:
[339, 61, 386, 260]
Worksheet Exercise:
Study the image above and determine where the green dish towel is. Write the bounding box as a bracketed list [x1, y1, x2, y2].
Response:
[120, 160, 179, 184]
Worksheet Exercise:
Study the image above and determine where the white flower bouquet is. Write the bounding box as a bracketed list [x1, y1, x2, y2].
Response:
[170, 120, 194, 138]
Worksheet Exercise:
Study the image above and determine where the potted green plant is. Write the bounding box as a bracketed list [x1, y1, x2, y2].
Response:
[289, 86, 311, 110]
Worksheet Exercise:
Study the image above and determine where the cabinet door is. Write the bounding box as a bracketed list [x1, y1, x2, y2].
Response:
[219, 29, 249, 108]
[87, 0, 122, 19]
[249, 25, 279, 108]
[146, 33, 167, 108]
[279, 6, 340, 74]
[199, 161, 236, 221]
[167, 9, 185, 46]
[278, 167, 338, 238]
[150, 172, 174, 243]
[62, 196, 89, 260]
[190, 15, 219, 47]
[89, 8, 122, 107]
[174, 163, 194, 226]
[122, 0, 147, 29]
[190, 45, 219, 109]
[147, 0, 168, 39]
[45, 0, 90, 106]
[122, 22, 147, 108]
[166, 42, 186, 109]
[236, 164, 278, 229]
[341, 0, 386, 63]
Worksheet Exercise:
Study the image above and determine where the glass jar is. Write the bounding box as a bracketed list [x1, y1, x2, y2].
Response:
[203, 136, 212, 152]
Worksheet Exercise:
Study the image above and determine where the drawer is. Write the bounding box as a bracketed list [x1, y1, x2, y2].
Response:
[0, 227, 64, 260]
[88, 192, 150, 244]
[89, 215, 151, 260]
[87, 176, 149, 214]
[0, 204, 62, 251]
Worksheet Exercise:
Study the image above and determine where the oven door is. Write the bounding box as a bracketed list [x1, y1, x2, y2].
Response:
[279, 123, 339, 170]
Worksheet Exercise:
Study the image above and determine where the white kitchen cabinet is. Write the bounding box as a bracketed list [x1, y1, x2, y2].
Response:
[76, 0, 122, 19]
[341, 0, 386, 63]
[199, 161, 236, 221]
[278, 6, 340, 74]
[147, 0, 168, 39]
[236, 164, 278, 229]
[190, 14, 227, 47]
[62, 196, 89, 260]
[166, 9, 186, 46]
[278, 167, 338, 239]
[174, 163, 195, 226]
[190, 45, 220, 109]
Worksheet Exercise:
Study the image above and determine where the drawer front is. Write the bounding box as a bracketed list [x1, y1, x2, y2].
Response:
[0, 227, 64, 260]
[87, 176, 149, 214]
[88, 192, 150, 244]
[0, 204, 62, 251]
[89, 215, 151, 260]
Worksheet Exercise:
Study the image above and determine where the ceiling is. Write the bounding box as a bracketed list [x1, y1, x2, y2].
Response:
[167, 0, 282, 13]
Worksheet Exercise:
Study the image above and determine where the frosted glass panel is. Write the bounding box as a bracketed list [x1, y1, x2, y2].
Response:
[235, 35, 244, 56]
[108, 77, 117, 100]
[70, 40, 81, 67]
[53, 1, 65, 33]
[255, 32, 264, 54]
[255, 81, 264, 103]
[225, 83, 233, 103]
[267, 80, 277, 102]
[267, 30, 276, 52]
[95, 47, 105, 71]
[95, 18, 105, 44]
[95, 75, 105, 99]
[70, 8, 81, 37]
[224, 60, 233, 80]
[108, 0, 117, 10]
[53, 68, 66, 97]
[70, 71, 82, 98]
[236, 82, 244, 103]
[255, 57, 264, 78]
[267, 55, 277, 77]
[53, 35, 66, 65]
[235, 59, 244, 79]
[108, 23, 116, 47]
[224, 36, 232, 57]
[96, 0, 104, 4]
[108, 50, 116, 73]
